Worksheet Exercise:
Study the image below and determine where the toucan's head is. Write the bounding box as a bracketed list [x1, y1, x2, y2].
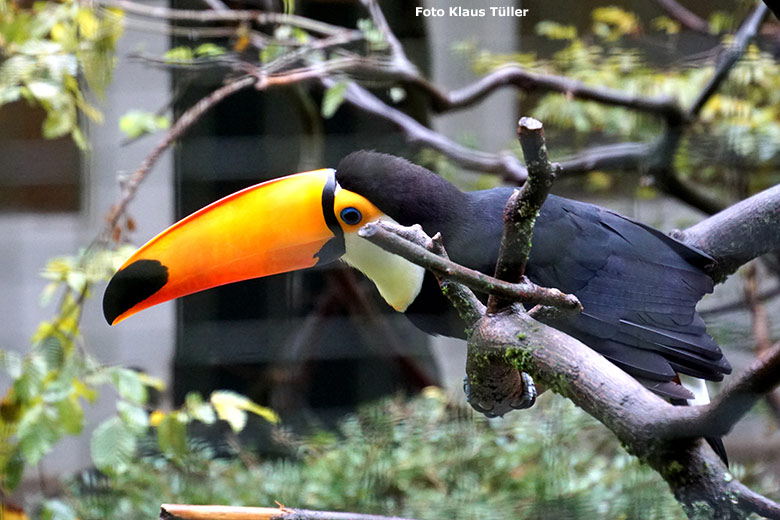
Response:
[103, 151, 463, 325]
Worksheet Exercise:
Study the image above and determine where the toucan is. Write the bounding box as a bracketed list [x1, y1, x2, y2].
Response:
[103, 151, 731, 438]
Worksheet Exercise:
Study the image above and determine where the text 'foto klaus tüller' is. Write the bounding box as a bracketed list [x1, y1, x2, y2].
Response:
[415, 6, 530, 17]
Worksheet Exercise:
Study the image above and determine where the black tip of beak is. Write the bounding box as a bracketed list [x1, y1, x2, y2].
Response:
[103, 259, 169, 325]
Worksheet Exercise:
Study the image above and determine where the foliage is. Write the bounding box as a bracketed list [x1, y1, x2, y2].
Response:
[460, 6, 780, 197]
[0, 247, 132, 491]
[45, 390, 775, 520]
[0, 246, 277, 493]
[0, 0, 123, 147]
[321, 80, 348, 119]
[119, 110, 170, 140]
[163, 43, 227, 64]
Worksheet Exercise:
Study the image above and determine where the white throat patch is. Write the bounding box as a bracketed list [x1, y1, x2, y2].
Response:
[341, 216, 426, 312]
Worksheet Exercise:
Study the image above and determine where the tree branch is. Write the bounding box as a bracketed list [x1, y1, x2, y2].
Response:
[332, 78, 529, 183]
[687, 3, 769, 118]
[557, 142, 650, 175]
[744, 264, 780, 425]
[674, 183, 780, 282]
[101, 0, 346, 35]
[98, 75, 257, 245]
[468, 303, 780, 518]
[160, 504, 416, 520]
[357, 221, 580, 312]
[488, 118, 559, 313]
[657, 339, 780, 440]
[408, 65, 685, 123]
[652, 0, 710, 34]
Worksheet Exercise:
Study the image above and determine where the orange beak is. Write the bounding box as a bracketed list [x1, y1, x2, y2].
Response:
[103, 169, 344, 325]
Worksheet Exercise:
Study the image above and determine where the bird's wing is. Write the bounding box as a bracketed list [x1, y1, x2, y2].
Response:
[525, 196, 730, 393]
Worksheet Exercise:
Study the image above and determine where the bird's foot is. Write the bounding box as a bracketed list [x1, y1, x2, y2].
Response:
[463, 371, 537, 418]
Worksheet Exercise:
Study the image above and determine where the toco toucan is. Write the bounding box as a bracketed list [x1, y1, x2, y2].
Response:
[104, 150, 731, 409]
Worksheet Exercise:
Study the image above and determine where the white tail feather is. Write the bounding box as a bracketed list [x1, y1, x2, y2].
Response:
[679, 374, 710, 406]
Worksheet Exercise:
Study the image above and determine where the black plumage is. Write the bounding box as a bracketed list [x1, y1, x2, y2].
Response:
[336, 151, 731, 400]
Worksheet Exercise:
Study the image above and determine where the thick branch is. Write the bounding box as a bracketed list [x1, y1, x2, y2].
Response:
[469, 310, 780, 518]
[488, 118, 558, 313]
[357, 221, 581, 312]
[675, 183, 780, 282]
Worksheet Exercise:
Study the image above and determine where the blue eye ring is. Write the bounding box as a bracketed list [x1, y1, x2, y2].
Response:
[340, 207, 362, 225]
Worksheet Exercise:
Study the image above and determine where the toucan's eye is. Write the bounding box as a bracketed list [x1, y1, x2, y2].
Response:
[340, 207, 363, 225]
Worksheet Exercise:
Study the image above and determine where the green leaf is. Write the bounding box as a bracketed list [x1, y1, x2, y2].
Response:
[2, 449, 25, 491]
[194, 43, 226, 58]
[259, 43, 284, 64]
[321, 80, 348, 119]
[119, 110, 170, 139]
[164, 46, 194, 63]
[56, 395, 83, 435]
[0, 349, 24, 379]
[356, 18, 386, 50]
[42, 102, 76, 139]
[90, 417, 136, 473]
[18, 404, 61, 466]
[40, 335, 64, 370]
[117, 400, 149, 434]
[41, 499, 77, 520]
[536, 21, 577, 40]
[211, 390, 280, 432]
[13, 355, 47, 403]
[27, 80, 60, 100]
[109, 367, 147, 404]
[156, 412, 187, 459]
[185, 392, 216, 424]
[0, 86, 22, 105]
[389, 87, 406, 103]
[211, 395, 247, 432]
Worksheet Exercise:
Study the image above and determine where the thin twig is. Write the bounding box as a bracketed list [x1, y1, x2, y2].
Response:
[358, 220, 581, 312]
[408, 65, 685, 123]
[97, 75, 257, 245]
[358, 0, 416, 75]
[743, 264, 780, 426]
[700, 283, 780, 317]
[429, 233, 486, 327]
[331, 79, 528, 183]
[101, 0, 346, 35]
[652, 0, 710, 34]
[557, 142, 650, 175]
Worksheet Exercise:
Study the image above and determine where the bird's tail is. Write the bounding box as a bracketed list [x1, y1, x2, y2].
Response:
[676, 375, 728, 466]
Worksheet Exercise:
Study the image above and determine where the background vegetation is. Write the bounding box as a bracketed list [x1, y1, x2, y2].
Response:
[1, 0, 779, 518]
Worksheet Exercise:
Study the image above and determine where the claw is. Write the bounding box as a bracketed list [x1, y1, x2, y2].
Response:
[463, 372, 537, 418]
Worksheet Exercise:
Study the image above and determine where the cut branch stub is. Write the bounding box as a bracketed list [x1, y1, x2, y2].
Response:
[487, 117, 560, 313]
